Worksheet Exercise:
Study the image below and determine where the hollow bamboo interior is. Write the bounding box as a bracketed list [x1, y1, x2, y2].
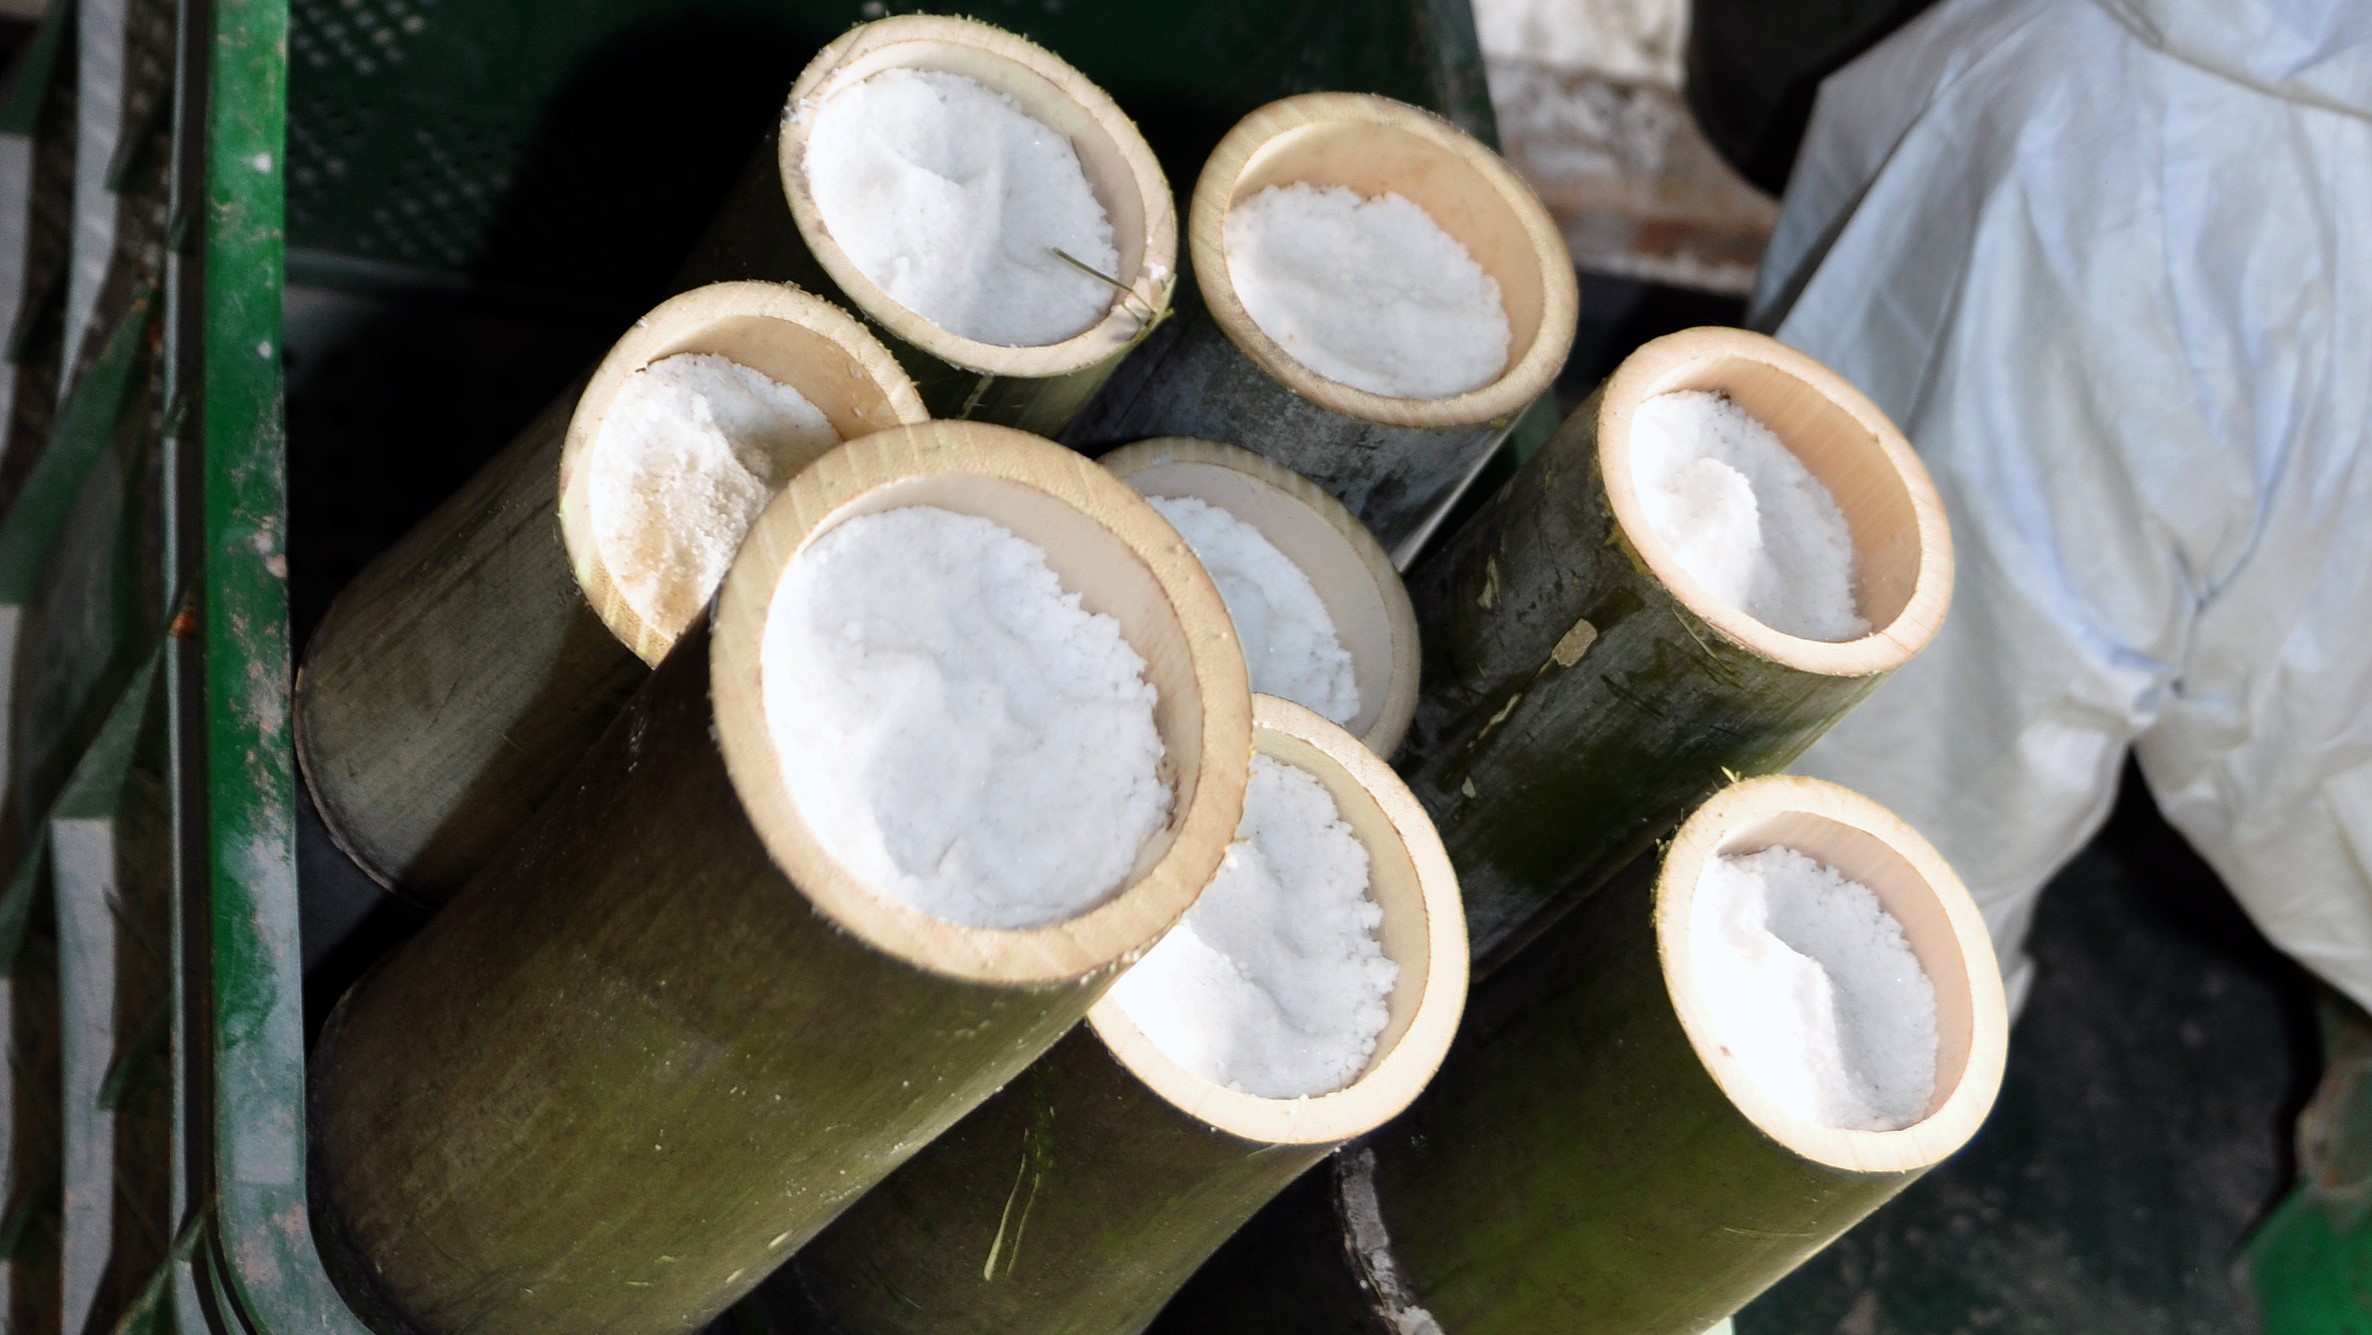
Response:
[558, 280, 927, 665]
[1193, 93, 1574, 427]
[1102, 438, 1420, 755]
[787, 695, 1464, 1334]
[295, 281, 923, 903]
[1089, 694, 1466, 1142]
[777, 15, 1176, 384]
[1352, 776, 2006, 1335]
[1394, 325, 1953, 968]
[1060, 92, 1574, 562]
[1657, 777, 2002, 1169]
[1596, 327, 1948, 671]
[713, 421, 1252, 980]
[310, 425, 1250, 1335]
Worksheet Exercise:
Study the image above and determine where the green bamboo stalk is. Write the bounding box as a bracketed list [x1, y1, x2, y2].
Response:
[310, 425, 1253, 1335]
[679, 15, 1177, 439]
[1354, 776, 2008, 1333]
[788, 696, 1466, 1335]
[1063, 92, 1576, 563]
[1395, 327, 1952, 968]
[292, 281, 925, 904]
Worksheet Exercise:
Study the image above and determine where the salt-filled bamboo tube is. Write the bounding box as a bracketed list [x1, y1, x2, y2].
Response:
[293, 281, 926, 903]
[1339, 776, 2009, 1334]
[1063, 93, 1578, 564]
[1103, 438, 1420, 755]
[683, 15, 1176, 437]
[787, 695, 1466, 1335]
[310, 423, 1252, 1335]
[1397, 327, 1952, 968]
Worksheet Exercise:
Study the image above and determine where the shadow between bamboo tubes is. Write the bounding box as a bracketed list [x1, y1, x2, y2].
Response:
[786, 695, 1465, 1335]
[1102, 438, 1420, 756]
[292, 281, 925, 906]
[1063, 92, 1577, 562]
[677, 15, 1177, 438]
[1394, 326, 1953, 970]
[308, 425, 1251, 1335]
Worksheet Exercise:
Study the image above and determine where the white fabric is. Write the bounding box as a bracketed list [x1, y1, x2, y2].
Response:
[1755, 0, 2372, 1016]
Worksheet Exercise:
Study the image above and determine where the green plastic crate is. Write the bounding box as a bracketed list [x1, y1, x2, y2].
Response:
[0, 1, 1501, 1330]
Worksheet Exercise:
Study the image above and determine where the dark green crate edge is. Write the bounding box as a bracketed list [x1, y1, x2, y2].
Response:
[197, 0, 373, 1328]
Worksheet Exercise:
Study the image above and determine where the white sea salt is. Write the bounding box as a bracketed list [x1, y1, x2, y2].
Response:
[1690, 846, 1939, 1131]
[1224, 182, 1510, 399]
[589, 352, 840, 641]
[1109, 754, 1398, 1099]
[1147, 495, 1362, 727]
[762, 506, 1172, 930]
[803, 68, 1119, 347]
[1628, 390, 1869, 642]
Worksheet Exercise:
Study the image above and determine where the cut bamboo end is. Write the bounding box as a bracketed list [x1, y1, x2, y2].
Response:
[1657, 774, 2008, 1174]
[1087, 694, 1467, 1146]
[555, 280, 927, 665]
[1190, 92, 1577, 428]
[777, 15, 1177, 376]
[710, 421, 1252, 987]
[1101, 438, 1421, 755]
[1598, 327, 1954, 677]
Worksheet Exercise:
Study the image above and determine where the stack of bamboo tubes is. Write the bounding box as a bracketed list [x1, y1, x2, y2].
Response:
[296, 14, 2000, 1335]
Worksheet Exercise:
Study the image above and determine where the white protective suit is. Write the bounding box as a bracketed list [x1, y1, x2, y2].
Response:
[1757, 0, 2372, 1016]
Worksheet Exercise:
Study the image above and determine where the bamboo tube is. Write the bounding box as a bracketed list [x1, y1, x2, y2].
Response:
[1396, 326, 1952, 968]
[293, 281, 926, 904]
[1333, 775, 2010, 1335]
[684, 15, 1177, 437]
[1063, 92, 1578, 564]
[787, 694, 1466, 1335]
[1102, 438, 1420, 755]
[310, 423, 1251, 1335]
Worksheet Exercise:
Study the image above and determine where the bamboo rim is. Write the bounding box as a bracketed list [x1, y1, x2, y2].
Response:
[1086, 695, 1468, 1146]
[1190, 92, 1576, 427]
[557, 281, 928, 665]
[709, 421, 1251, 987]
[1656, 774, 2007, 1174]
[1597, 326, 1953, 677]
[778, 15, 1177, 373]
[1101, 438, 1420, 756]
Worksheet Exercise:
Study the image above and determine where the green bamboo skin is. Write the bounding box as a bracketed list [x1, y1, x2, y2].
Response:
[1065, 301, 1532, 563]
[312, 630, 1109, 1335]
[294, 282, 925, 904]
[1375, 865, 1899, 1334]
[311, 425, 1254, 1335]
[1395, 327, 1952, 968]
[1064, 93, 1577, 564]
[789, 1027, 1332, 1335]
[293, 394, 618, 901]
[679, 16, 1178, 440]
[790, 697, 1466, 1335]
[1360, 777, 2008, 1334]
[1099, 438, 1422, 756]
